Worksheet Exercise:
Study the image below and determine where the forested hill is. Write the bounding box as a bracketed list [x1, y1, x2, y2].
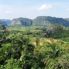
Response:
[0, 16, 69, 28]
[11, 17, 32, 26]
[33, 16, 69, 26]
[65, 18, 69, 22]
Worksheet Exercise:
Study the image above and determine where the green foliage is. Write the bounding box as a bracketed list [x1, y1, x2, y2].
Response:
[0, 26, 69, 69]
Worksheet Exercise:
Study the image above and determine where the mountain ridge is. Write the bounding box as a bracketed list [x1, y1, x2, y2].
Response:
[0, 16, 69, 28]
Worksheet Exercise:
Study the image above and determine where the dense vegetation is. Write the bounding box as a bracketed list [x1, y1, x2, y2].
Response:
[0, 24, 69, 69]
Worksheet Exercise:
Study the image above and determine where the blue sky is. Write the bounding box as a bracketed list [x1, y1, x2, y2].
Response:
[0, 0, 69, 19]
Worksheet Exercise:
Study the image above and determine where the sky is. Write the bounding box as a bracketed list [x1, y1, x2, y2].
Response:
[0, 0, 69, 19]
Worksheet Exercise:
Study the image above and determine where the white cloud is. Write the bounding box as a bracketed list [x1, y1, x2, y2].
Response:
[38, 4, 53, 11]
[0, 5, 13, 14]
[0, 4, 54, 19]
[0, 5, 38, 19]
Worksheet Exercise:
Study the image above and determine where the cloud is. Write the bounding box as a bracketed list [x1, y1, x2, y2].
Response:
[65, 8, 69, 11]
[4, 10, 13, 14]
[38, 4, 53, 11]
[0, 5, 37, 19]
[0, 5, 13, 14]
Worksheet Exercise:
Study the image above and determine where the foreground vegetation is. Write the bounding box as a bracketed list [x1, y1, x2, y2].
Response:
[0, 25, 69, 69]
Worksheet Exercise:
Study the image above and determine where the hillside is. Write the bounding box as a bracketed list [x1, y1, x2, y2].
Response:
[0, 16, 69, 27]
[0, 19, 11, 26]
[33, 16, 69, 26]
[65, 18, 69, 22]
[11, 17, 32, 26]
[0, 17, 69, 69]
